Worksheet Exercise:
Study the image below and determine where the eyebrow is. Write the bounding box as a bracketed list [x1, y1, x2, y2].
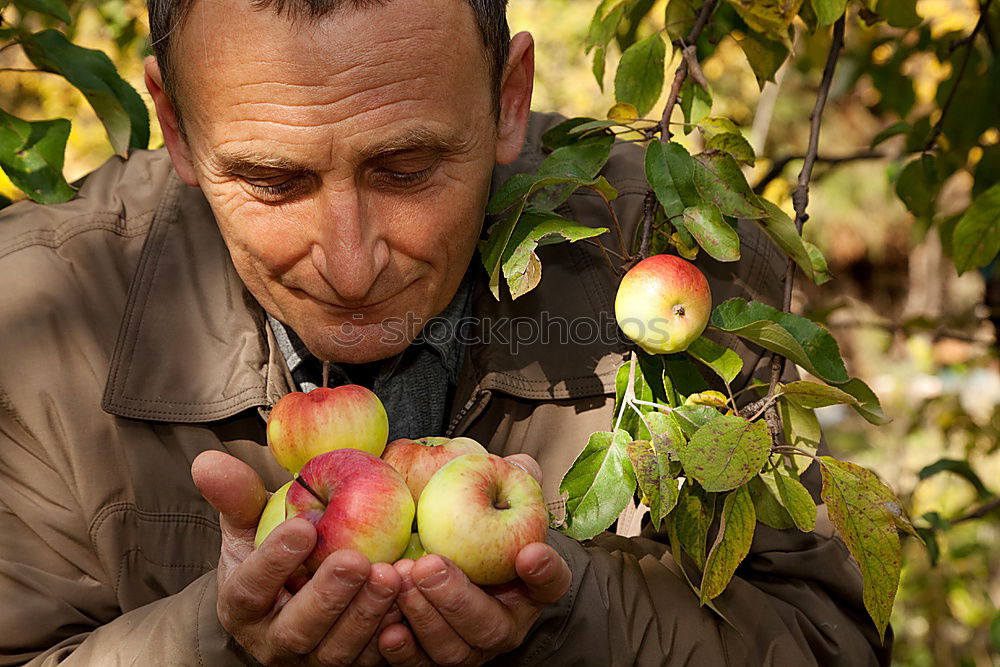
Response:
[212, 127, 471, 175]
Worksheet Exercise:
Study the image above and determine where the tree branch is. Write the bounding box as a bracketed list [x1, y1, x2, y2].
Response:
[752, 150, 885, 194]
[766, 15, 846, 399]
[951, 496, 1000, 525]
[923, 0, 993, 152]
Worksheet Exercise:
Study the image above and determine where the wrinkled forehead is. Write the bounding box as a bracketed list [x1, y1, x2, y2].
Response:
[169, 0, 491, 123]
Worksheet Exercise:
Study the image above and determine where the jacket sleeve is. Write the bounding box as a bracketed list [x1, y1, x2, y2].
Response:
[0, 397, 255, 666]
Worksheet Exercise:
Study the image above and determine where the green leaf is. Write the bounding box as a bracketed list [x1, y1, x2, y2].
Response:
[875, 0, 921, 28]
[895, 155, 938, 219]
[917, 458, 992, 500]
[645, 141, 699, 217]
[646, 410, 685, 459]
[686, 336, 743, 385]
[593, 46, 608, 92]
[682, 203, 740, 262]
[679, 78, 712, 134]
[704, 132, 756, 166]
[819, 457, 902, 640]
[670, 404, 720, 439]
[700, 485, 755, 603]
[803, 239, 833, 285]
[773, 467, 817, 532]
[780, 380, 860, 409]
[680, 415, 771, 492]
[541, 117, 597, 151]
[664, 353, 711, 398]
[665, 0, 696, 45]
[627, 439, 680, 529]
[779, 398, 821, 476]
[951, 182, 1000, 274]
[692, 152, 767, 219]
[710, 298, 850, 384]
[21, 30, 149, 156]
[560, 430, 638, 540]
[569, 120, 620, 135]
[754, 199, 827, 285]
[614, 32, 667, 117]
[749, 474, 795, 529]
[587, 0, 629, 51]
[499, 211, 609, 300]
[615, 359, 656, 440]
[673, 481, 715, 569]
[838, 377, 891, 426]
[728, 0, 804, 37]
[0, 109, 75, 204]
[735, 29, 790, 89]
[810, 0, 847, 25]
[479, 201, 526, 299]
[12, 0, 71, 23]
[869, 121, 910, 150]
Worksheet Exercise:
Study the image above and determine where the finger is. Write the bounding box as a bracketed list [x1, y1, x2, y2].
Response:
[191, 450, 268, 534]
[410, 555, 513, 655]
[312, 561, 402, 665]
[503, 453, 542, 485]
[356, 603, 404, 667]
[515, 542, 571, 605]
[218, 517, 315, 627]
[393, 558, 475, 664]
[379, 623, 434, 667]
[265, 549, 370, 657]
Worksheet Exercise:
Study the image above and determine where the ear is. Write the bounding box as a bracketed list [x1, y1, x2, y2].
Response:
[494, 31, 535, 166]
[144, 56, 199, 187]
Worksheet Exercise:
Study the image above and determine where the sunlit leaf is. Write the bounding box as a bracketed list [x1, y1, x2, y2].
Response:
[607, 102, 640, 123]
[701, 485, 755, 603]
[682, 203, 741, 262]
[820, 457, 903, 640]
[560, 430, 637, 540]
[687, 336, 744, 384]
[692, 152, 767, 219]
[838, 377, 891, 425]
[680, 415, 771, 492]
[615, 32, 667, 117]
[679, 78, 712, 134]
[749, 474, 795, 529]
[735, 29, 790, 89]
[780, 380, 860, 409]
[773, 467, 817, 532]
[727, 0, 804, 37]
[810, 0, 847, 25]
[710, 298, 850, 384]
[705, 133, 756, 166]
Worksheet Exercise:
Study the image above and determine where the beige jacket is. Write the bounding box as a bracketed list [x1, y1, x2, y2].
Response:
[0, 113, 889, 665]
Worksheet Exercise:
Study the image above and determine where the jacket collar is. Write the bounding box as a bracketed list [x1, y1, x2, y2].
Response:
[102, 117, 624, 424]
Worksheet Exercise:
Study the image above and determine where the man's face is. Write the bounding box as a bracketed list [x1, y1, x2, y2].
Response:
[162, 0, 528, 363]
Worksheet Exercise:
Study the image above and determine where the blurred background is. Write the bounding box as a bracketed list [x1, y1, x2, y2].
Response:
[1, 0, 997, 663]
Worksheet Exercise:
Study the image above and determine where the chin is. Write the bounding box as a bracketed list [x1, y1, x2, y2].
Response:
[305, 320, 417, 364]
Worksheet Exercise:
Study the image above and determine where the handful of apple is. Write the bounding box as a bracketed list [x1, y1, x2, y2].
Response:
[255, 384, 549, 586]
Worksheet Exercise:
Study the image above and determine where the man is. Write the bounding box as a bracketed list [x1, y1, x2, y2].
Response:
[0, 0, 889, 664]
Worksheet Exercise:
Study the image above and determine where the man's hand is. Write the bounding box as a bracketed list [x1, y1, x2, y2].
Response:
[378, 454, 572, 667]
[192, 450, 401, 666]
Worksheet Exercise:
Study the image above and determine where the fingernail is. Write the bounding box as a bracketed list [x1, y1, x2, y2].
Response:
[527, 554, 551, 578]
[386, 639, 406, 652]
[281, 531, 311, 553]
[416, 568, 448, 591]
[334, 567, 365, 586]
[399, 576, 415, 593]
[366, 580, 394, 601]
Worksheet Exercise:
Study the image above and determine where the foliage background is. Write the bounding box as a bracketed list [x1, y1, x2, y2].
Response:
[1, 0, 997, 664]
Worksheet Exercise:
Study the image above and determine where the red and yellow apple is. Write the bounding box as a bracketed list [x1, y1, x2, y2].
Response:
[267, 385, 389, 473]
[614, 254, 712, 354]
[382, 436, 488, 502]
[286, 448, 414, 570]
[416, 453, 548, 586]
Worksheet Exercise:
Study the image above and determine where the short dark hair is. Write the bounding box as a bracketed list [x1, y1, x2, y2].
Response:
[147, 0, 510, 121]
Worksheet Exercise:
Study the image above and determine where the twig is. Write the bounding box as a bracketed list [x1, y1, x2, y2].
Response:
[614, 351, 637, 432]
[0, 67, 45, 73]
[638, 191, 655, 260]
[772, 445, 819, 460]
[766, 16, 846, 399]
[582, 237, 628, 262]
[658, 0, 718, 142]
[923, 0, 993, 152]
[951, 496, 1000, 525]
[631, 398, 674, 412]
[752, 151, 885, 194]
[593, 185, 629, 258]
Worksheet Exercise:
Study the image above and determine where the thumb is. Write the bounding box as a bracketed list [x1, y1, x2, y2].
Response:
[191, 450, 268, 534]
[504, 453, 543, 486]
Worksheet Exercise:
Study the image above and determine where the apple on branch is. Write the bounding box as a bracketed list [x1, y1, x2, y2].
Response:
[267, 384, 389, 473]
[382, 436, 488, 503]
[614, 254, 712, 354]
[416, 452, 549, 586]
[286, 448, 415, 571]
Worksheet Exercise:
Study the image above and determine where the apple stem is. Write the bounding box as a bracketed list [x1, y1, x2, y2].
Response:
[322, 361, 330, 389]
[494, 499, 511, 510]
[294, 475, 327, 508]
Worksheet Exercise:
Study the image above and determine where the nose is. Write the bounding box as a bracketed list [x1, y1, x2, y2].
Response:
[310, 184, 390, 305]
